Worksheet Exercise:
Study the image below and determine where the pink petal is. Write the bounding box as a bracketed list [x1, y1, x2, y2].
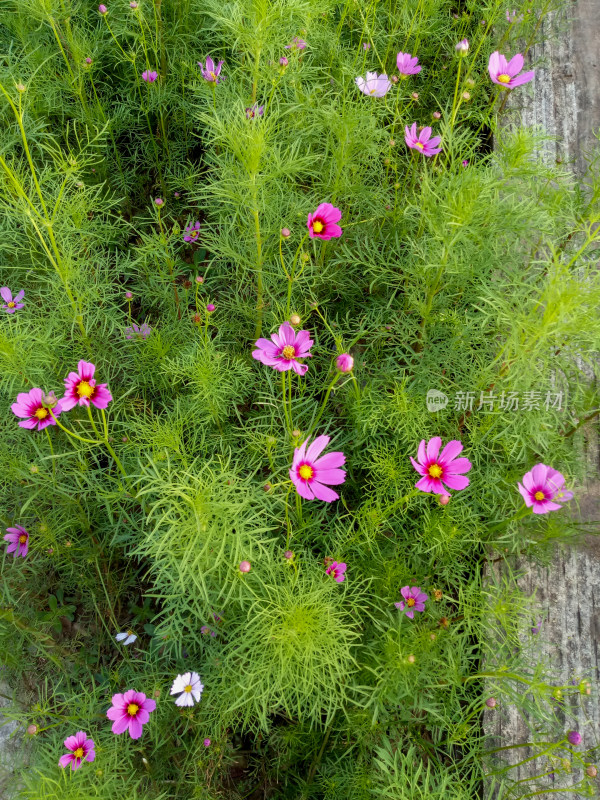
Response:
[444, 457, 472, 475]
[311, 481, 340, 502]
[128, 717, 144, 739]
[0, 287, 11, 303]
[291, 361, 309, 376]
[78, 361, 96, 381]
[531, 463, 548, 486]
[141, 697, 156, 712]
[509, 70, 535, 87]
[59, 753, 74, 768]
[91, 385, 112, 409]
[292, 474, 315, 500]
[439, 440, 463, 464]
[506, 53, 524, 76]
[488, 51, 500, 77]
[443, 473, 469, 491]
[111, 714, 131, 735]
[409, 456, 426, 476]
[416, 440, 426, 464]
[313, 452, 346, 470]
[426, 437, 441, 461]
[314, 468, 346, 485]
[405, 609, 414, 619]
[305, 435, 330, 462]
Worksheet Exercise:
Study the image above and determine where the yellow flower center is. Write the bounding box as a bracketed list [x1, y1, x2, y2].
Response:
[77, 380, 94, 398]
[497, 74, 511, 84]
[7, 301, 15, 308]
[407, 598, 416, 607]
[415, 142, 424, 149]
[298, 464, 314, 481]
[312, 219, 324, 233]
[428, 464, 443, 478]
[184, 684, 193, 693]
[534, 491, 545, 501]
[19, 534, 27, 544]
[282, 345, 295, 359]
[210, 72, 217, 80]
[74, 747, 84, 758]
[127, 703, 139, 716]
[34, 407, 48, 420]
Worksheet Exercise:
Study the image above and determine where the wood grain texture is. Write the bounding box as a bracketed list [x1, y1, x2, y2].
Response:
[488, 3, 600, 797]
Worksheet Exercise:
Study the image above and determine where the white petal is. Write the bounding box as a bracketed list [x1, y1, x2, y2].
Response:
[191, 686, 203, 701]
[125, 634, 137, 645]
[170, 674, 188, 695]
[175, 692, 194, 707]
[115, 632, 127, 642]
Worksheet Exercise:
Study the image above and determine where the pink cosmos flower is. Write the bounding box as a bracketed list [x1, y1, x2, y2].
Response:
[125, 322, 152, 340]
[290, 435, 346, 502]
[285, 36, 306, 50]
[198, 56, 224, 83]
[517, 463, 570, 514]
[410, 437, 472, 496]
[1, 288, 25, 313]
[252, 321, 313, 376]
[395, 586, 428, 619]
[488, 52, 534, 88]
[62, 361, 113, 411]
[183, 221, 201, 242]
[142, 70, 158, 83]
[396, 52, 421, 77]
[11, 388, 63, 431]
[355, 72, 392, 97]
[4, 525, 29, 558]
[170, 672, 204, 707]
[325, 561, 347, 582]
[336, 353, 354, 372]
[58, 731, 95, 770]
[307, 202, 343, 240]
[106, 690, 156, 739]
[245, 103, 264, 119]
[404, 122, 442, 156]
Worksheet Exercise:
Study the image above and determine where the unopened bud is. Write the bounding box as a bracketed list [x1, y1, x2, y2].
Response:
[485, 697, 496, 708]
[42, 391, 58, 409]
[432, 111, 441, 120]
[292, 429, 301, 438]
[433, 589, 443, 601]
[389, 139, 395, 147]
[30, 465, 39, 474]
[586, 766, 597, 778]
[196, 275, 204, 284]
[263, 483, 272, 492]
[239, 560, 251, 573]
[439, 494, 450, 506]
[301, 253, 310, 262]
[390, 75, 398, 84]
[465, 78, 475, 88]
[336, 354, 354, 373]
[456, 38, 469, 54]
[27, 724, 38, 735]
[462, 91, 471, 101]
[284, 550, 293, 559]
[85, 57, 92, 65]
[383, 157, 390, 165]
[16, 83, 26, 92]
[290, 313, 301, 326]
[407, 654, 415, 663]
[154, 197, 164, 207]
[281, 227, 291, 239]
[411, 92, 419, 101]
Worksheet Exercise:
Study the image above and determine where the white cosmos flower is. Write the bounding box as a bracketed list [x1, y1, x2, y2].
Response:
[170, 671, 204, 707]
[355, 72, 392, 97]
[115, 630, 137, 646]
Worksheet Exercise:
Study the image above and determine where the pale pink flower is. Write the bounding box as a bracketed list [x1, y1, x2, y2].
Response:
[395, 586, 428, 619]
[396, 52, 421, 77]
[355, 72, 391, 97]
[488, 51, 534, 88]
[58, 731, 95, 770]
[198, 56, 224, 83]
[170, 672, 204, 707]
[106, 690, 156, 739]
[290, 435, 346, 502]
[307, 202, 342, 240]
[142, 70, 158, 83]
[252, 322, 313, 376]
[62, 361, 112, 411]
[410, 437, 472, 496]
[404, 122, 442, 156]
[1, 288, 25, 313]
[285, 36, 306, 50]
[4, 525, 29, 558]
[517, 463, 570, 514]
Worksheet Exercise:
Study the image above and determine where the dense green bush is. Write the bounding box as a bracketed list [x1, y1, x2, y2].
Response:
[0, 0, 599, 797]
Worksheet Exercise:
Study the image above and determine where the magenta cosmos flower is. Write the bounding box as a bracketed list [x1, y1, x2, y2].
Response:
[396, 52, 421, 77]
[405, 122, 442, 156]
[355, 72, 392, 97]
[488, 52, 534, 88]
[1, 288, 25, 313]
[395, 586, 428, 619]
[307, 202, 342, 240]
[198, 56, 224, 83]
[252, 321, 313, 376]
[326, 561, 347, 582]
[58, 731, 95, 770]
[142, 70, 158, 83]
[290, 435, 346, 502]
[4, 525, 29, 558]
[183, 221, 201, 242]
[336, 353, 354, 373]
[11, 387, 62, 431]
[62, 361, 112, 410]
[517, 463, 571, 514]
[410, 437, 472, 496]
[106, 690, 156, 739]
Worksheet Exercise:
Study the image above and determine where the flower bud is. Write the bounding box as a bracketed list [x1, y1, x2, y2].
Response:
[586, 766, 597, 778]
[281, 227, 291, 239]
[42, 391, 58, 409]
[85, 57, 92, 65]
[27, 724, 38, 735]
[462, 91, 471, 101]
[130, 1, 138, 6]
[289, 313, 301, 326]
[432, 111, 441, 120]
[465, 78, 475, 88]
[153, 689, 161, 697]
[266, 435, 277, 446]
[263, 483, 272, 492]
[154, 197, 164, 207]
[433, 589, 443, 601]
[125, 291, 133, 299]
[284, 550, 294, 559]
[411, 92, 419, 101]
[394, 182, 400, 189]
[383, 157, 390, 166]
[456, 38, 469, 54]
[239, 560, 251, 573]
[98, 4, 107, 14]
[196, 275, 204, 284]
[16, 83, 26, 92]
[122, 436, 128, 442]
[391, 75, 398, 84]
[485, 697, 496, 708]
[206, 303, 215, 312]
[336, 353, 354, 373]
[193, 313, 202, 324]
[279, 57, 288, 67]
[429, 633, 436, 640]
[292, 429, 301, 438]
[407, 654, 415, 663]
[439, 494, 450, 506]
[462, 160, 469, 168]
[567, 730, 582, 746]
[204, 738, 211, 747]
[174, 191, 180, 198]
[301, 253, 310, 263]
[30, 465, 39, 474]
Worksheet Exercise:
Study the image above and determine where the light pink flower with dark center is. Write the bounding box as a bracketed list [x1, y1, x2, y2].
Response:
[1, 288, 25, 313]
[404, 122, 442, 156]
[290, 435, 346, 502]
[517, 463, 570, 514]
[252, 321, 313, 376]
[395, 586, 428, 619]
[62, 361, 113, 410]
[183, 221, 201, 242]
[325, 561, 347, 582]
[4, 525, 29, 558]
[355, 72, 391, 97]
[142, 70, 158, 83]
[106, 690, 156, 739]
[488, 52, 534, 88]
[410, 437, 472, 496]
[11, 388, 63, 431]
[307, 202, 342, 240]
[198, 56, 224, 83]
[396, 52, 421, 77]
[58, 731, 95, 770]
